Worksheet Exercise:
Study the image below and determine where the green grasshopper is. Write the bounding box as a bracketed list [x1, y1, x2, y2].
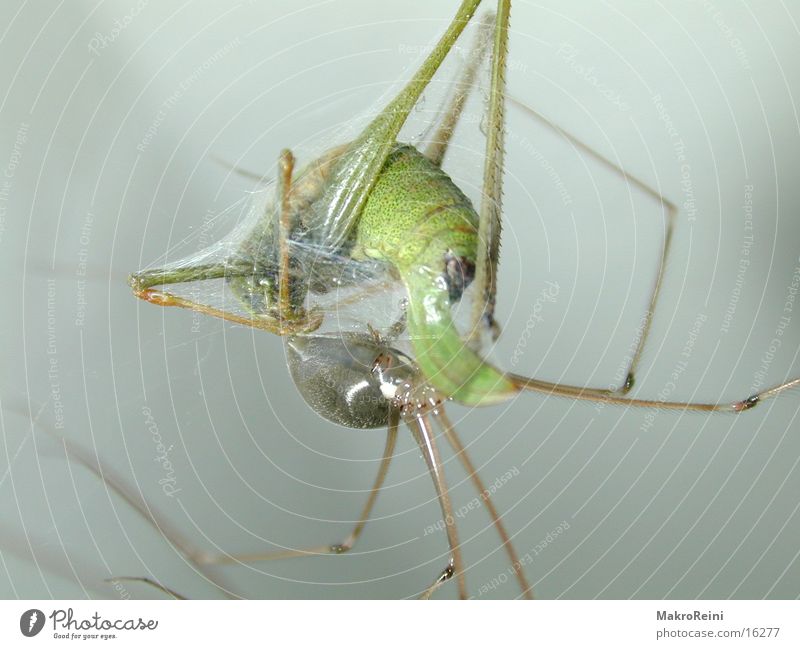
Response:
[128, 0, 800, 599]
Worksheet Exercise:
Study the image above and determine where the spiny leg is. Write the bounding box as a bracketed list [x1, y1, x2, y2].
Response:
[424, 12, 495, 166]
[508, 97, 678, 394]
[406, 409, 467, 599]
[438, 408, 533, 599]
[276, 148, 296, 322]
[469, 0, 511, 346]
[315, 0, 486, 248]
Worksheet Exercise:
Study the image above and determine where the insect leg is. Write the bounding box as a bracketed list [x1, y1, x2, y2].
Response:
[130, 262, 322, 335]
[314, 0, 485, 249]
[469, 0, 511, 345]
[437, 408, 533, 599]
[134, 287, 322, 335]
[424, 12, 495, 166]
[276, 149, 296, 321]
[405, 409, 467, 599]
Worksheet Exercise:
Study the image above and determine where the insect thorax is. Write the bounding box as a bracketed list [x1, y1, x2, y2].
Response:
[352, 143, 478, 302]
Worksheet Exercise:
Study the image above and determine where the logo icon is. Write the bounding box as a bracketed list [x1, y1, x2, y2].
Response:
[20, 609, 45, 637]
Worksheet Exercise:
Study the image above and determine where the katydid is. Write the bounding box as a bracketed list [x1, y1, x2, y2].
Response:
[127, 0, 800, 600]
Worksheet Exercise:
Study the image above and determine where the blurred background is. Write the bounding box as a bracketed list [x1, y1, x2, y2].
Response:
[1, 0, 799, 599]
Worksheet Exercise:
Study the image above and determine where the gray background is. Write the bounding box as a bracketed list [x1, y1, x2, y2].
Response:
[1, 0, 799, 599]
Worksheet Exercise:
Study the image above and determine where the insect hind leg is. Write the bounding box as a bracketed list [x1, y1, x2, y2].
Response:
[423, 12, 495, 167]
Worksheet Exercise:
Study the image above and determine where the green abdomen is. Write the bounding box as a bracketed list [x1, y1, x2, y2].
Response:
[354, 144, 516, 406]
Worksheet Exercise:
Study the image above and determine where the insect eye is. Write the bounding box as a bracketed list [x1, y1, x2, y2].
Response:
[442, 252, 475, 302]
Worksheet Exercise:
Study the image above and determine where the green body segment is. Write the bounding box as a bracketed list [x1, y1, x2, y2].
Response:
[353, 144, 517, 406]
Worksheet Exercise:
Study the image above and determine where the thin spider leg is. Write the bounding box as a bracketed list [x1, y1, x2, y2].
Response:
[206, 416, 399, 564]
[510, 374, 800, 413]
[51, 421, 398, 569]
[469, 0, 511, 345]
[496, 96, 800, 410]
[437, 408, 533, 599]
[419, 560, 456, 600]
[106, 577, 186, 600]
[405, 408, 467, 599]
[334, 412, 399, 553]
[45, 432, 239, 598]
[508, 96, 678, 393]
[210, 153, 271, 185]
[424, 12, 495, 166]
